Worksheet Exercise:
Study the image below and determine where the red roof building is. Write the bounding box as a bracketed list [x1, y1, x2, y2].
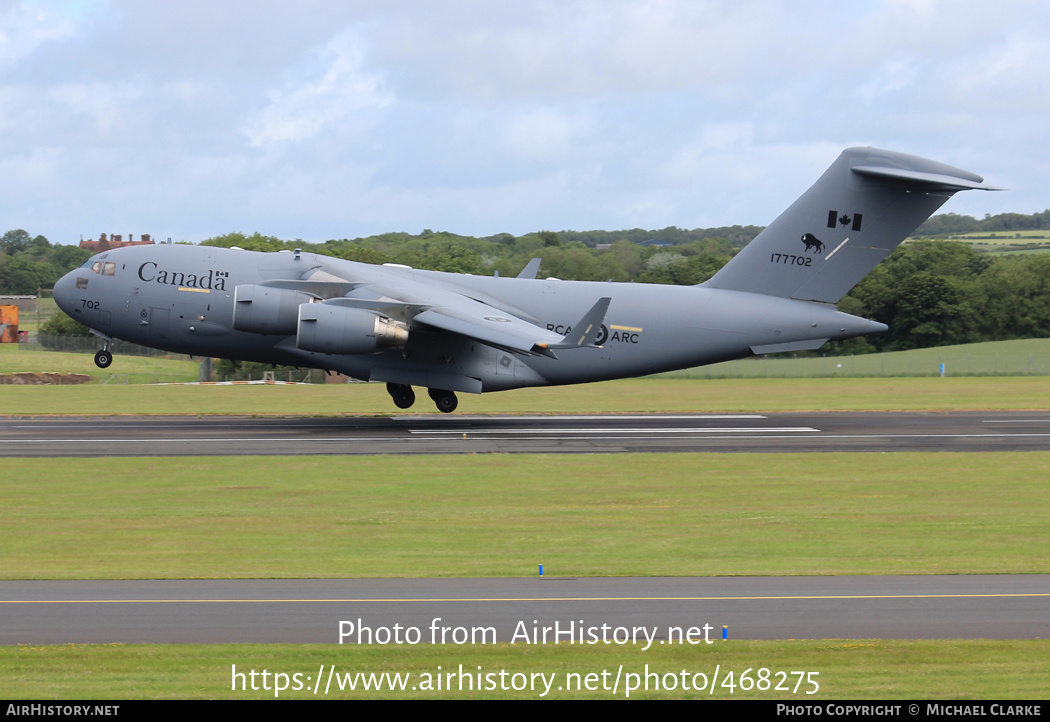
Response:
[79, 233, 155, 252]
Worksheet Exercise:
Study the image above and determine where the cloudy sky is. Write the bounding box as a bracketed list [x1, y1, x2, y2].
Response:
[2, 0, 1047, 245]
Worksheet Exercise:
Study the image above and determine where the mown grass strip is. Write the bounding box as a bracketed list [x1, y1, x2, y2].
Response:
[658, 338, 1050, 379]
[0, 344, 197, 384]
[1, 376, 1049, 416]
[3, 453, 1046, 579]
[1, 640, 1046, 699]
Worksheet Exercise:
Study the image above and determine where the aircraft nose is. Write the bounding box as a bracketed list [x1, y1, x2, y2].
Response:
[53, 270, 78, 317]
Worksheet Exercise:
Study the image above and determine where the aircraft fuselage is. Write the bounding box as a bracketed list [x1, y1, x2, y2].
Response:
[54, 243, 877, 392]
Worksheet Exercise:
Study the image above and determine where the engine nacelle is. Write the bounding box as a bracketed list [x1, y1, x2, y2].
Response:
[296, 303, 409, 355]
[233, 284, 316, 335]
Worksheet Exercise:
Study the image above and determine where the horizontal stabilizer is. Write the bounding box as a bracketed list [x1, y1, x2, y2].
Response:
[851, 165, 1005, 192]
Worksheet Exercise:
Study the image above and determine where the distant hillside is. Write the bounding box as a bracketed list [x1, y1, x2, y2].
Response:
[914, 210, 1050, 236]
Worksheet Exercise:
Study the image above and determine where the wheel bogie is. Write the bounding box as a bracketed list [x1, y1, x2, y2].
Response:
[428, 388, 458, 413]
[386, 383, 415, 409]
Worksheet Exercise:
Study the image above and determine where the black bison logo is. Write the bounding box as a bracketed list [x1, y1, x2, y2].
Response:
[801, 233, 825, 253]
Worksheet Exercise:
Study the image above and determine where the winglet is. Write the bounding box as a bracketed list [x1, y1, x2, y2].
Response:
[551, 297, 612, 348]
[516, 258, 542, 279]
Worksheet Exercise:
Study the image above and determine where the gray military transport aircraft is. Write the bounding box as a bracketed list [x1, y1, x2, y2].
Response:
[54, 147, 999, 413]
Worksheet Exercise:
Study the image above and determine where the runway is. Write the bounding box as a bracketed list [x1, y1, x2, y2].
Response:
[2, 410, 1050, 456]
[2, 575, 1047, 644]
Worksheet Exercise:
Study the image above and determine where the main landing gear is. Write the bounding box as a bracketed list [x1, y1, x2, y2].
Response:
[428, 388, 458, 414]
[385, 383, 458, 413]
[386, 383, 415, 409]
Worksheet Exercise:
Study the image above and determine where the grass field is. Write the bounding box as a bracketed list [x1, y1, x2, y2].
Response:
[2, 640, 1046, 699]
[986, 247, 1050, 255]
[0, 343, 198, 384]
[931, 230, 1050, 243]
[1, 375, 1049, 416]
[659, 338, 1050, 379]
[4, 453, 1046, 579]
[912, 230, 1050, 252]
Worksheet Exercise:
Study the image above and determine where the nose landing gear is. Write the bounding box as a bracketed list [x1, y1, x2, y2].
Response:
[93, 349, 112, 369]
[90, 330, 114, 369]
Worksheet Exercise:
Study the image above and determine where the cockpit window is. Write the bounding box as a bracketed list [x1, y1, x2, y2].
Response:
[87, 261, 116, 275]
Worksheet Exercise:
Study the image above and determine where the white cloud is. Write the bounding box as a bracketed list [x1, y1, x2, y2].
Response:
[0, 0, 80, 63]
[855, 58, 920, 104]
[244, 27, 392, 147]
[663, 123, 756, 182]
[502, 107, 580, 161]
[369, 0, 786, 100]
[50, 78, 144, 132]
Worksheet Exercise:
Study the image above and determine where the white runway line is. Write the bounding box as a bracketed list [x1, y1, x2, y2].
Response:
[983, 419, 1050, 423]
[409, 427, 820, 435]
[394, 414, 768, 421]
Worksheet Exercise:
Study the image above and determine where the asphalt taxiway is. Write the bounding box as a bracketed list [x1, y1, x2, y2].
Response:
[2, 575, 1047, 644]
[2, 410, 1050, 456]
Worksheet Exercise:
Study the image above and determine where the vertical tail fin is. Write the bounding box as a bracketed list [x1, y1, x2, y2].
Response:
[703, 147, 1002, 303]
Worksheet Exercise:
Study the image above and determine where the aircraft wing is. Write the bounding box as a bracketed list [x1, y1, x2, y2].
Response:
[312, 264, 609, 357]
[415, 295, 611, 357]
[413, 306, 563, 355]
[257, 279, 364, 298]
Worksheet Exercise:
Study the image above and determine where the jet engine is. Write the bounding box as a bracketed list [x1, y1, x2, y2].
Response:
[232, 285, 316, 335]
[296, 303, 409, 354]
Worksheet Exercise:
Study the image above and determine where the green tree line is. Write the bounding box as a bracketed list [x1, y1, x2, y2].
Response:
[0, 229, 92, 295]
[199, 229, 739, 285]
[828, 240, 1050, 354]
[915, 209, 1050, 235]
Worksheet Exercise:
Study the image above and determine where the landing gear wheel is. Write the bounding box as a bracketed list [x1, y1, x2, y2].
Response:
[428, 388, 458, 414]
[386, 383, 415, 409]
[94, 349, 112, 369]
